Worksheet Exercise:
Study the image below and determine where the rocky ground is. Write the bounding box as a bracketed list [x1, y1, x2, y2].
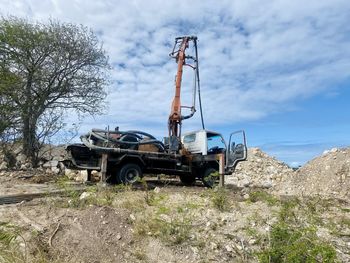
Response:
[0, 146, 349, 262]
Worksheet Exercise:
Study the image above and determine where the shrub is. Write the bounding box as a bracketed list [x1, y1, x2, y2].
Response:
[258, 223, 337, 263]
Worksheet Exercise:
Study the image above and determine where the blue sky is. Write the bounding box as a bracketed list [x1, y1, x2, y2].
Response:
[1, 0, 349, 166]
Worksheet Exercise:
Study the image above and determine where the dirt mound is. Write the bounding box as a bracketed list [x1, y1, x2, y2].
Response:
[226, 147, 294, 189]
[47, 206, 133, 263]
[276, 147, 350, 198]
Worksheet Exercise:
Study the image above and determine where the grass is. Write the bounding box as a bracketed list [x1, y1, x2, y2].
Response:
[133, 192, 196, 245]
[257, 198, 338, 263]
[209, 187, 230, 212]
[0, 221, 55, 263]
[0, 222, 27, 263]
[248, 190, 279, 206]
[258, 223, 337, 263]
[134, 211, 193, 245]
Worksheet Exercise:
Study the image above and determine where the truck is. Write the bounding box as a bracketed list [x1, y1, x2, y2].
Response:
[65, 36, 247, 187]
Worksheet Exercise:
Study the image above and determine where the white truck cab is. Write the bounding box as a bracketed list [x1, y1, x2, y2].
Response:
[182, 130, 226, 156]
[182, 129, 247, 172]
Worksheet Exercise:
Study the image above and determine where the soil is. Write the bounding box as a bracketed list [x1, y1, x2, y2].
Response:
[0, 147, 349, 262]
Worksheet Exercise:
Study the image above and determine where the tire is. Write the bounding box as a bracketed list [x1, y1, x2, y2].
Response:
[118, 163, 143, 184]
[180, 174, 196, 186]
[202, 167, 218, 188]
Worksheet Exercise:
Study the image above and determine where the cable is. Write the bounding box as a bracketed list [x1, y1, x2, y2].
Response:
[194, 39, 205, 130]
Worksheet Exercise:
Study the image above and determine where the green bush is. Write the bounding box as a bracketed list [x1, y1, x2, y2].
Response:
[258, 223, 337, 263]
[210, 187, 230, 211]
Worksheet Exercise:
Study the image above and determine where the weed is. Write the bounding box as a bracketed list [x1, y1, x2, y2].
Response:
[0, 222, 26, 262]
[258, 223, 337, 263]
[117, 192, 147, 213]
[132, 247, 147, 261]
[278, 198, 299, 223]
[257, 196, 337, 263]
[248, 191, 279, 206]
[339, 217, 350, 228]
[340, 207, 350, 213]
[134, 200, 195, 245]
[209, 187, 230, 212]
[145, 192, 168, 206]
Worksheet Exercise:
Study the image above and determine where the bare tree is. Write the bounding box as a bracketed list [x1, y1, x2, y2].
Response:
[0, 17, 109, 165]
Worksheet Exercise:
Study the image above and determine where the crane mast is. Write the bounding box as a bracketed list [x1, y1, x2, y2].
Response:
[168, 36, 201, 152]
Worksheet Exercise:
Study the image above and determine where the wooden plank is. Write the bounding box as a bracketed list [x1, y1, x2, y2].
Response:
[100, 154, 108, 182]
[218, 153, 225, 187]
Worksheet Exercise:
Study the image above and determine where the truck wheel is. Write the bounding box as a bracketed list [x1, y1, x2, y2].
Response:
[118, 163, 142, 184]
[202, 167, 218, 188]
[180, 175, 196, 186]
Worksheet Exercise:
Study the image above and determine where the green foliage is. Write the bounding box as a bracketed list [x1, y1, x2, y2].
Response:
[248, 191, 279, 206]
[258, 223, 337, 263]
[258, 197, 337, 263]
[209, 187, 230, 211]
[0, 16, 109, 164]
[0, 222, 26, 262]
[134, 195, 195, 245]
[134, 211, 193, 245]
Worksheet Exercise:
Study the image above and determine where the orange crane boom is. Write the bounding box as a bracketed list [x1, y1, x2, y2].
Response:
[168, 36, 202, 152]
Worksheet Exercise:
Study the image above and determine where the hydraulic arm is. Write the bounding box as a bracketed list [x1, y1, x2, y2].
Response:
[168, 36, 203, 151]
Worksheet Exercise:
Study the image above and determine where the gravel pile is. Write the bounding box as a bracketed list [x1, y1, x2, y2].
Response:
[226, 147, 294, 189]
[276, 147, 350, 198]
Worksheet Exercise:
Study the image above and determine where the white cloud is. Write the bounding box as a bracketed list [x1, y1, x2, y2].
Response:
[1, 0, 350, 138]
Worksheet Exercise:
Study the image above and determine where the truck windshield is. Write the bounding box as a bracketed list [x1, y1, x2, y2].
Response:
[207, 134, 225, 151]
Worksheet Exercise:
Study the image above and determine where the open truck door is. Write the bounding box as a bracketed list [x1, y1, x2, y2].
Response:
[226, 130, 247, 173]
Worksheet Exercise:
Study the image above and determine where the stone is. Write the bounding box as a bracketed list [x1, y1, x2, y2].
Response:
[0, 162, 7, 170]
[65, 168, 77, 178]
[129, 214, 136, 221]
[43, 160, 59, 168]
[262, 180, 273, 189]
[241, 178, 251, 187]
[116, 233, 122, 240]
[80, 192, 92, 200]
[75, 170, 88, 181]
[51, 166, 60, 174]
[225, 245, 233, 252]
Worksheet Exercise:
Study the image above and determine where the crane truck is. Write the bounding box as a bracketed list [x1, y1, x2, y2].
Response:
[65, 36, 247, 187]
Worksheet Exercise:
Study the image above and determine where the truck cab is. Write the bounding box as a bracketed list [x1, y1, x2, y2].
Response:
[181, 129, 247, 186]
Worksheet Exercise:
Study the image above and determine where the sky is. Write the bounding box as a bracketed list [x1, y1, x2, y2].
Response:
[1, 0, 349, 166]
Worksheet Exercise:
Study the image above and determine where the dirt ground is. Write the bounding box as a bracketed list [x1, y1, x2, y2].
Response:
[0, 174, 349, 263]
[1, 147, 350, 262]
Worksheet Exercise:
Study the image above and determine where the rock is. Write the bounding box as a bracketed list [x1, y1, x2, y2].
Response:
[80, 192, 92, 200]
[65, 168, 77, 178]
[75, 170, 88, 182]
[243, 194, 250, 200]
[330, 148, 338, 153]
[51, 166, 60, 174]
[262, 180, 273, 189]
[16, 153, 27, 163]
[116, 233, 122, 240]
[154, 187, 161, 193]
[225, 245, 233, 252]
[43, 160, 59, 168]
[241, 178, 251, 187]
[190, 246, 199, 255]
[236, 244, 243, 250]
[129, 214, 136, 221]
[91, 170, 101, 181]
[0, 162, 8, 170]
[248, 239, 256, 245]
